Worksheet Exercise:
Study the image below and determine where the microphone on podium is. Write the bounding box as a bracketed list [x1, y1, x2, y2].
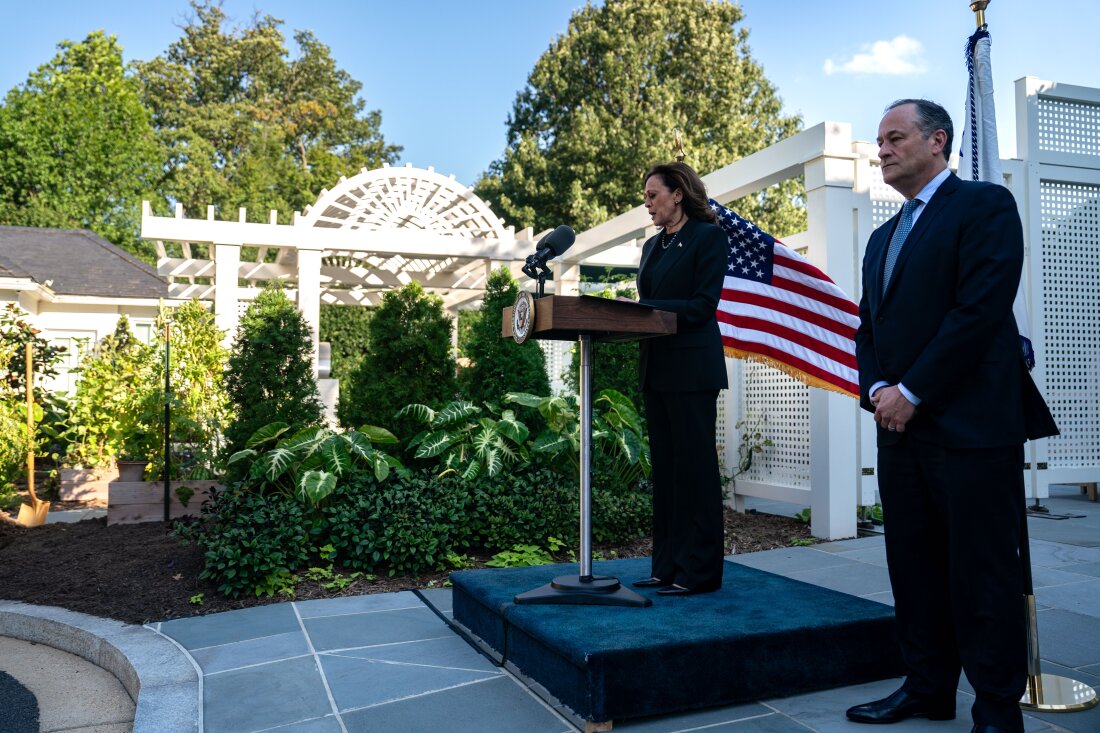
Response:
[522, 225, 575, 283]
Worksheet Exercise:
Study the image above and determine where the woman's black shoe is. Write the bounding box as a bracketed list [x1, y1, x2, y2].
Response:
[656, 583, 720, 596]
[631, 577, 671, 588]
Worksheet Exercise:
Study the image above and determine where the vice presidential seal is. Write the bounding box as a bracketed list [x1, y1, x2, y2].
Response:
[512, 291, 535, 344]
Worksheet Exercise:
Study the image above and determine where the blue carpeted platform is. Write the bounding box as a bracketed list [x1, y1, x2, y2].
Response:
[451, 556, 901, 724]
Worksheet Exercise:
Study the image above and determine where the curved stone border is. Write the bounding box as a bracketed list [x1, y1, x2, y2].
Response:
[0, 601, 200, 733]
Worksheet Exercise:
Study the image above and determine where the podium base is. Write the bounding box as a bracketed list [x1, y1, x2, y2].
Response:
[514, 574, 652, 607]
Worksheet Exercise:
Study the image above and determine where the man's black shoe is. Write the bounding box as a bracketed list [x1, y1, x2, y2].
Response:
[970, 726, 1016, 733]
[846, 688, 955, 724]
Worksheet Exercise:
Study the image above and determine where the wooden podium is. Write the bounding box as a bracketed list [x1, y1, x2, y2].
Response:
[502, 295, 676, 607]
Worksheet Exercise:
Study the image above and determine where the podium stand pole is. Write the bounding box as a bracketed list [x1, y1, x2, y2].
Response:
[579, 333, 593, 578]
[514, 334, 651, 607]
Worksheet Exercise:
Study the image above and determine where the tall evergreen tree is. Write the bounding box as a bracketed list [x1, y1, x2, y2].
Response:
[459, 267, 550, 406]
[224, 287, 322, 456]
[339, 282, 456, 440]
[476, 0, 805, 237]
[0, 32, 160, 258]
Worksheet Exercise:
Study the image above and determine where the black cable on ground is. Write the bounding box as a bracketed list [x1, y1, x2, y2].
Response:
[409, 587, 506, 668]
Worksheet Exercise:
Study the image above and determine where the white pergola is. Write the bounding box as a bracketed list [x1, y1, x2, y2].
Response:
[141, 163, 644, 371]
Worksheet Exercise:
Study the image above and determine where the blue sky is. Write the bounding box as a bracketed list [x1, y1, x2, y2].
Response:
[1, 0, 1095, 189]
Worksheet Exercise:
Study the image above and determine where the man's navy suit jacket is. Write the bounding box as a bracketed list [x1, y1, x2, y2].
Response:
[855, 173, 1057, 448]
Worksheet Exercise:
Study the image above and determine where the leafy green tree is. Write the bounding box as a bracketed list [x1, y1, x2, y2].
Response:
[476, 0, 805, 237]
[458, 267, 550, 407]
[339, 282, 457, 439]
[0, 32, 161, 259]
[135, 0, 401, 222]
[224, 287, 323, 457]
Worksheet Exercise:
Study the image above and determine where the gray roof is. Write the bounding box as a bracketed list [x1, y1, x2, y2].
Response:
[0, 226, 166, 299]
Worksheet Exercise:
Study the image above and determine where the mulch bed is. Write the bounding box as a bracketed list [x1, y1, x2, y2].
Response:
[0, 506, 814, 625]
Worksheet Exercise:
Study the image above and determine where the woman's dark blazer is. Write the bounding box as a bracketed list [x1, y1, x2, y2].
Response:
[637, 217, 729, 393]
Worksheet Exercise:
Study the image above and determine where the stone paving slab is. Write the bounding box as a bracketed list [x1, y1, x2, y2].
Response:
[304, 605, 451, 651]
[1034, 609, 1100, 669]
[1034, 578, 1100, 619]
[203, 655, 332, 733]
[727, 546, 859, 573]
[188, 629, 310, 674]
[784, 560, 894, 597]
[340, 675, 571, 733]
[612, 701, 787, 732]
[157, 602, 300, 650]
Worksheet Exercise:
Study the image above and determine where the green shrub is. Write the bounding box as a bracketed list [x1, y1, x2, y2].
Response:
[457, 267, 549, 421]
[319, 303, 372, 382]
[339, 282, 456, 438]
[324, 470, 471, 576]
[593, 483, 652, 543]
[1, 303, 69, 463]
[470, 466, 652, 550]
[0, 397, 28, 508]
[224, 286, 323, 458]
[151, 301, 231, 479]
[182, 487, 312, 598]
[470, 467, 578, 550]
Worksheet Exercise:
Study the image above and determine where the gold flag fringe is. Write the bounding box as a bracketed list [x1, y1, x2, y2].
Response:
[724, 347, 859, 400]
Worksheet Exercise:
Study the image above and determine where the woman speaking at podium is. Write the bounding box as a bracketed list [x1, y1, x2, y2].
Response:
[631, 162, 728, 596]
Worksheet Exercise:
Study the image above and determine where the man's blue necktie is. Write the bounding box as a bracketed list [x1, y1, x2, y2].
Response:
[882, 198, 920, 293]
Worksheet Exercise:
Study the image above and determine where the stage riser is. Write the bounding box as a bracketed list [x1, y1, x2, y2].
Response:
[452, 557, 903, 724]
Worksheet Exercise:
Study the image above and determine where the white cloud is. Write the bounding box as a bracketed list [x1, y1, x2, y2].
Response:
[823, 35, 927, 76]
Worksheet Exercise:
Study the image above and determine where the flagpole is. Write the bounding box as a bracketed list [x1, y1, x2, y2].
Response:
[965, 0, 1097, 714]
[970, 0, 989, 28]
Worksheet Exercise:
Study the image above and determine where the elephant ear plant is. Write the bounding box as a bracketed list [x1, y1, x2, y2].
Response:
[505, 389, 650, 490]
[226, 422, 403, 506]
[398, 399, 530, 480]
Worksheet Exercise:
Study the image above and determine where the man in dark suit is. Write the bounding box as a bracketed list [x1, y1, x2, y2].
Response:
[849, 99, 1058, 733]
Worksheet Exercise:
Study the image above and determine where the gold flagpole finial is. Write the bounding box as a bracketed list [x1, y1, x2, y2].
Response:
[970, 0, 990, 28]
[673, 129, 686, 162]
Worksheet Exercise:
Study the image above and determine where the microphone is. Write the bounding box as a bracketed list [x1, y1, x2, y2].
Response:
[521, 224, 575, 291]
[529, 225, 575, 268]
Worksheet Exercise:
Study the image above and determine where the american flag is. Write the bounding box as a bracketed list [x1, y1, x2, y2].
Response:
[710, 199, 860, 398]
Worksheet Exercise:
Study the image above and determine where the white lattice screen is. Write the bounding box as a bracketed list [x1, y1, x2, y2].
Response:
[871, 170, 905, 227]
[1038, 98, 1100, 158]
[1039, 180, 1100, 468]
[736, 361, 811, 487]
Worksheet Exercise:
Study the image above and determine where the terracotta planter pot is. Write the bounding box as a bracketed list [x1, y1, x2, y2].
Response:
[116, 460, 150, 482]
